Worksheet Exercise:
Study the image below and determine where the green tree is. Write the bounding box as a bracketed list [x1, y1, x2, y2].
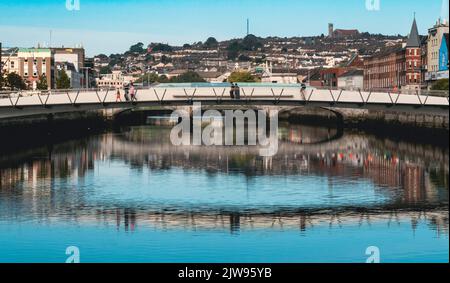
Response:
[228, 72, 257, 83]
[431, 79, 449, 91]
[129, 42, 145, 54]
[6, 73, 27, 90]
[56, 69, 71, 89]
[170, 71, 206, 83]
[100, 66, 112, 74]
[227, 41, 243, 60]
[204, 37, 218, 48]
[149, 43, 173, 52]
[36, 75, 48, 90]
[96, 54, 109, 60]
[242, 34, 263, 51]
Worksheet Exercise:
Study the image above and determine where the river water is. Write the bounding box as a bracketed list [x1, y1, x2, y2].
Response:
[0, 122, 448, 263]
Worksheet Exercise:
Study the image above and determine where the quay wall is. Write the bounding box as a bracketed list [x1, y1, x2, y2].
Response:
[281, 107, 449, 130]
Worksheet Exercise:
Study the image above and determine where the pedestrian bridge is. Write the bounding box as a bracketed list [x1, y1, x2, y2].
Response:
[0, 84, 448, 119]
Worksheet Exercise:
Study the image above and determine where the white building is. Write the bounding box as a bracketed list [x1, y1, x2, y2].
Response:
[338, 69, 364, 90]
[96, 71, 136, 89]
[426, 19, 449, 81]
[261, 62, 298, 84]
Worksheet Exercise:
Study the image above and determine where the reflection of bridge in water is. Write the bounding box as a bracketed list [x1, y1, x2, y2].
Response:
[94, 209, 450, 236]
[0, 204, 447, 236]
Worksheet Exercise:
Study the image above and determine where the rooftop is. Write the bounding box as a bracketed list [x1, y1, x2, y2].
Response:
[339, 69, 364, 77]
[406, 18, 421, 48]
[18, 48, 51, 53]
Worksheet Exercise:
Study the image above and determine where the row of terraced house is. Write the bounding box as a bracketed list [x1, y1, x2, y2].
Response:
[363, 17, 449, 91]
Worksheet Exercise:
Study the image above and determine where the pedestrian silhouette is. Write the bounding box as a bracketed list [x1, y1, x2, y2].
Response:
[234, 84, 241, 100]
[230, 83, 235, 99]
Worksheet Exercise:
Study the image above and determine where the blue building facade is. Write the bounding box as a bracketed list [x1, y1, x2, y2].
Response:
[438, 34, 449, 71]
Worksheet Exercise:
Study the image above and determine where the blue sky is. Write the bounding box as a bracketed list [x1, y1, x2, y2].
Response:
[0, 0, 448, 56]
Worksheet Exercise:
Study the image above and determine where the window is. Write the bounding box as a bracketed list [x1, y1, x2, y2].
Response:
[10, 61, 14, 68]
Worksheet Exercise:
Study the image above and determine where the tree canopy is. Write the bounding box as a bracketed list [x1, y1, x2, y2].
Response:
[100, 66, 112, 75]
[6, 73, 27, 90]
[171, 71, 206, 83]
[129, 42, 146, 54]
[431, 79, 449, 91]
[226, 34, 263, 60]
[227, 41, 242, 60]
[241, 34, 263, 51]
[228, 71, 257, 83]
[56, 69, 71, 89]
[36, 75, 48, 90]
[204, 37, 218, 48]
[149, 43, 173, 52]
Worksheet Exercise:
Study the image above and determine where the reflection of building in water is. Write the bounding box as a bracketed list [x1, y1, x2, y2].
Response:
[403, 164, 426, 204]
[364, 153, 401, 188]
[281, 125, 337, 144]
[0, 141, 100, 202]
[0, 126, 448, 219]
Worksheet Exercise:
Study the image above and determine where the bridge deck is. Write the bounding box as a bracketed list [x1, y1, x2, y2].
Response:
[0, 86, 448, 119]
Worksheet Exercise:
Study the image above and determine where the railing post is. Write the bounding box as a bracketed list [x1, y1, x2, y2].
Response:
[415, 90, 423, 106]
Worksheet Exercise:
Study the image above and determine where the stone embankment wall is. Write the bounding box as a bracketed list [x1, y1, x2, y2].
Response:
[281, 107, 449, 130]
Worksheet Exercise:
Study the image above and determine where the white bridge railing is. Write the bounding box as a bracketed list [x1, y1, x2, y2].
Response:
[0, 86, 448, 112]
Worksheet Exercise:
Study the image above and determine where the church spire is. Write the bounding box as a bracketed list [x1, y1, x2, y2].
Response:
[406, 15, 421, 48]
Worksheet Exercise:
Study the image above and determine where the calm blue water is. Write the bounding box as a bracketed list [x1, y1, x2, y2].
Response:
[0, 125, 448, 263]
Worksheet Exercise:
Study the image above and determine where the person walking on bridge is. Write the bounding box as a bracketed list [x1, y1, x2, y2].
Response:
[234, 84, 241, 100]
[116, 88, 122, 102]
[300, 83, 307, 100]
[229, 83, 235, 99]
[124, 83, 130, 101]
[129, 83, 137, 102]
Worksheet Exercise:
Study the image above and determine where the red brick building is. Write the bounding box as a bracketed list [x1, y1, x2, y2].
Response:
[319, 55, 365, 88]
[364, 18, 424, 91]
[17, 48, 53, 90]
